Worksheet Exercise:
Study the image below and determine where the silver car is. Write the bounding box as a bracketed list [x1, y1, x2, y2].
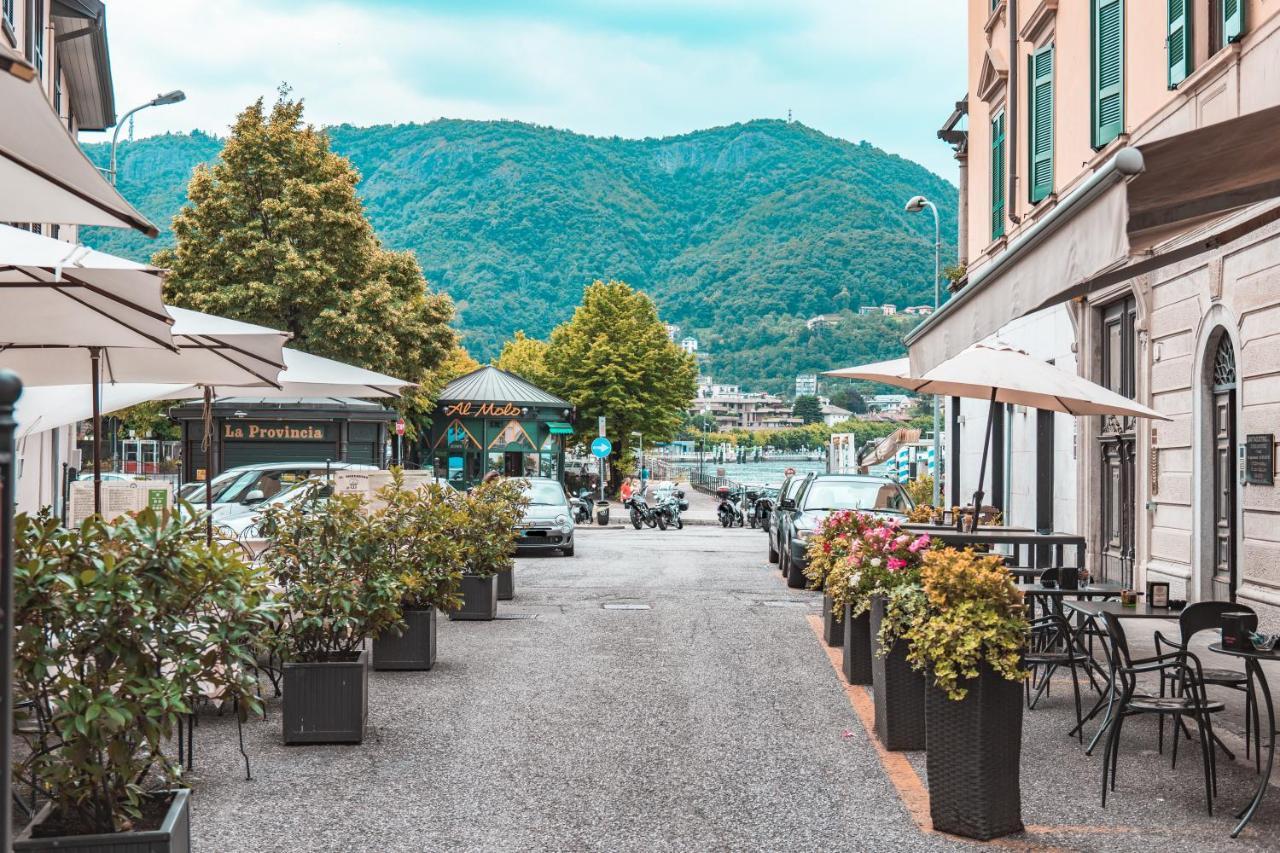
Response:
[516, 477, 575, 556]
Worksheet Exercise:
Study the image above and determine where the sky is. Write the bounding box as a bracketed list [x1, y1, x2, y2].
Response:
[104, 0, 966, 179]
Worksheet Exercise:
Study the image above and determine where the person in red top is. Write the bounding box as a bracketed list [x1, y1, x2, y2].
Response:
[620, 479, 633, 502]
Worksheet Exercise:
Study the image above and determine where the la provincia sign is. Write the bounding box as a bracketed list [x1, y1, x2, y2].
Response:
[591, 436, 613, 459]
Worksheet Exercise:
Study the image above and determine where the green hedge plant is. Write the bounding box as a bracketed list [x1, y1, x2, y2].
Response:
[12, 508, 277, 835]
[458, 478, 527, 579]
[372, 471, 466, 613]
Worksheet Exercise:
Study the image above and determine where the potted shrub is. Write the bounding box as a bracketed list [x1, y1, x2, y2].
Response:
[851, 521, 933, 750]
[804, 510, 875, 649]
[450, 478, 526, 621]
[258, 489, 403, 744]
[371, 473, 465, 670]
[12, 508, 275, 850]
[904, 548, 1028, 840]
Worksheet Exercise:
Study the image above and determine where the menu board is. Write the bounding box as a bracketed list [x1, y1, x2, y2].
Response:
[1245, 434, 1275, 486]
[67, 480, 175, 527]
[332, 469, 442, 511]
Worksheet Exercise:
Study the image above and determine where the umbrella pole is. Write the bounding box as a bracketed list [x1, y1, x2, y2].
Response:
[90, 347, 102, 516]
[0, 370, 24, 850]
[971, 388, 999, 513]
[203, 386, 214, 546]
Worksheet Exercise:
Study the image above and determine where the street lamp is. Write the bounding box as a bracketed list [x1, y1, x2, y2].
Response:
[630, 431, 644, 482]
[109, 90, 187, 185]
[905, 194, 942, 509]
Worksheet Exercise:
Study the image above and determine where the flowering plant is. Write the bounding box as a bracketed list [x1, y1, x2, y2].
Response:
[828, 518, 934, 627]
[803, 510, 876, 594]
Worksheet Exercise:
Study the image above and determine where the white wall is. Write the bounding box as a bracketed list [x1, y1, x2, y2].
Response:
[15, 426, 74, 515]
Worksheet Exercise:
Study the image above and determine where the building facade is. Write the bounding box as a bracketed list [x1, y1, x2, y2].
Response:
[912, 1, 1280, 616]
[7, 0, 119, 514]
[795, 373, 818, 397]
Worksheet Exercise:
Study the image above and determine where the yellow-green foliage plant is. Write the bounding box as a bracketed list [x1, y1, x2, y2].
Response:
[904, 548, 1028, 700]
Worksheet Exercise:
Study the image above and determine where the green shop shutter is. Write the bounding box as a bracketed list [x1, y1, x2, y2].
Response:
[1167, 0, 1190, 88]
[1093, 0, 1124, 148]
[991, 109, 1006, 240]
[1029, 45, 1054, 203]
[1223, 0, 1244, 43]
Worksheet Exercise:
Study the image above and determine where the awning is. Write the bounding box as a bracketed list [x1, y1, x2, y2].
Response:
[547, 422, 575, 435]
[906, 103, 1280, 374]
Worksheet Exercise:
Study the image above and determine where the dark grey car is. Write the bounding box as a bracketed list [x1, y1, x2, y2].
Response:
[768, 473, 812, 566]
[779, 474, 913, 589]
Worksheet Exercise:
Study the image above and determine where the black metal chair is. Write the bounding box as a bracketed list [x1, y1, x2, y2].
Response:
[1025, 612, 1087, 742]
[1099, 612, 1225, 814]
[1155, 601, 1260, 771]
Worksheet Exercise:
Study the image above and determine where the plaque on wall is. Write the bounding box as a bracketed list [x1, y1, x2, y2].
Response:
[1245, 434, 1274, 486]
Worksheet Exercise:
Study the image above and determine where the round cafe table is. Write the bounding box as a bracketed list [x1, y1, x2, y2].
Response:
[1208, 642, 1279, 837]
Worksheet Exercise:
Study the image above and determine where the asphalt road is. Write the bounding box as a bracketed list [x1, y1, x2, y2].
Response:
[185, 525, 1280, 851]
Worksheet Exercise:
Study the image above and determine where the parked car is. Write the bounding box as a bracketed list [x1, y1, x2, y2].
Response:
[778, 474, 913, 589]
[76, 471, 137, 483]
[180, 461, 378, 521]
[516, 477, 575, 556]
[768, 473, 811, 565]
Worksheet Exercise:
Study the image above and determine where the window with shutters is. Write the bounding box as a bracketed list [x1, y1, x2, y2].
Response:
[2, 0, 13, 36]
[1167, 0, 1190, 88]
[1028, 44, 1053, 204]
[27, 0, 43, 80]
[1223, 0, 1244, 43]
[991, 109, 1006, 241]
[1092, 0, 1124, 149]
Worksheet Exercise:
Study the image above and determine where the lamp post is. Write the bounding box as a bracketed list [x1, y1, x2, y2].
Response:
[905, 195, 942, 509]
[109, 90, 186, 185]
[630, 430, 644, 483]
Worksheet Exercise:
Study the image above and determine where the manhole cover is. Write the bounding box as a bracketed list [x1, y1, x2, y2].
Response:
[494, 614, 539, 620]
[602, 604, 651, 610]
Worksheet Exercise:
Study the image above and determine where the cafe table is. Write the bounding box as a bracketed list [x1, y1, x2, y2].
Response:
[1208, 642, 1280, 838]
[1062, 600, 1189, 753]
[1017, 581, 1123, 621]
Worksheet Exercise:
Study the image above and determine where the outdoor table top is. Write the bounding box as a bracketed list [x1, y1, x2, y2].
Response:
[1017, 582, 1123, 598]
[1208, 642, 1280, 662]
[1062, 599, 1180, 619]
[913, 528, 1086, 546]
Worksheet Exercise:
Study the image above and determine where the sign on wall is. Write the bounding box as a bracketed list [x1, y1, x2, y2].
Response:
[1245, 433, 1274, 486]
[223, 421, 333, 442]
[441, 401, 524, 418]
[67, 480, 174, 527]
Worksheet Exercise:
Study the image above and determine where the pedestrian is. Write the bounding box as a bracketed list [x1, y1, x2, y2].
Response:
[620, 478, 633, 502]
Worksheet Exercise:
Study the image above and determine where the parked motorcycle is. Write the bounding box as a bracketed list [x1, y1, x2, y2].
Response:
[625, 493, 659, 529]
[753, 486, 779, 531]
[741, 489, 761, 529]
[716, 486, 744, 528]
[571, 488, 594, 524]
[654, 488, 687, 530]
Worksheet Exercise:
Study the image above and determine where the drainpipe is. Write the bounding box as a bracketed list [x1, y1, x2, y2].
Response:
[1007, 0, 1022, 226]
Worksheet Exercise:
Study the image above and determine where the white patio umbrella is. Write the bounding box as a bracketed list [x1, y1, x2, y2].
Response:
[0, 46, 156, 234]
[168, 347, 415, 401]
[823, 357, 913, 384]
[826, 343, 1168, 508]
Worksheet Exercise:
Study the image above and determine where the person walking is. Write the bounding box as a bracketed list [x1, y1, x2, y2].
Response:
[619, 478, 633, 503]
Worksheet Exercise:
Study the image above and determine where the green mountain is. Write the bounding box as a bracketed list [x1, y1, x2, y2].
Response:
[83, 119, 956, 395]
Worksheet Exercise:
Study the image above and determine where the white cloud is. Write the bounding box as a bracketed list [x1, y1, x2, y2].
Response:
[102, 0, 964, 177]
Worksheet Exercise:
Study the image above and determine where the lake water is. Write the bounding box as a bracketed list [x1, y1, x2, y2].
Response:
[664, 458, 828, 486]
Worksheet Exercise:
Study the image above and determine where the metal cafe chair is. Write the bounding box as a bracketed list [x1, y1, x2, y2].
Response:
[1099, 612, 1225, 814]
[1155, 601, 1260, 772]
[1024, 612, 1088, 742]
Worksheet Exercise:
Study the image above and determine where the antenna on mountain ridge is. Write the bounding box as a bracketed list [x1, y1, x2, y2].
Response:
[787, 108, 792, 123]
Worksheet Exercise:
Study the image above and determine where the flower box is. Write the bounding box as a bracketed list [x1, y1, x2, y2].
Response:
[497, 567, 515, 601]
[842, 603, 873, 685]
[16, 790, 191, 853]
[373, 607, 437, 671]
[870, 594, 926, 750]
[283, 648, 369, 744]
[449, 573, 498, 621]
[822, 593, 844, 647]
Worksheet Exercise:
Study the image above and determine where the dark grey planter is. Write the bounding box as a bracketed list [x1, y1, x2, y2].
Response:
[822, 593, 844, 647]
[282, 648, 368, 744]
[842, 603, 872, 685]
[373, 607, 436, 671]
[16, 788, 190, 852]
[449, 573, 498, 620]
[870, 594, 926, 750]
[497, 567, 514, 601]
[925, 664, 1024, 840]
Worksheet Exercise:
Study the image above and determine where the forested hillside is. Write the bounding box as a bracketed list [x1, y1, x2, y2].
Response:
[84, 119, 956, 394]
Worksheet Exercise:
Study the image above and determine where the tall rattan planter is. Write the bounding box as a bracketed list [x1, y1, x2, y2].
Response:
[497, 567, 514, 601]
[925, 665, 1024, 840]
[16, 789, 190, 852]
[870, 595, 926, 750]
[373, 607, 436, 671]
[450, 573, 498, 621]
[842, 603, 872, 684]
[822, 593, 844, 647]
[283, 648, 369, 744]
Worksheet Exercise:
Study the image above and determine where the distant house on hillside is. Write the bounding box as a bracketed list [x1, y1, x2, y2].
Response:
[821, 403, 853, 427]
[795, 373, 818, 396]
[859, 304, 898, 316]
[680, 336, 698, 353]
[805, 314, 837, 330]
[665, 323, 681, 342]
[902, 305, 935, 317]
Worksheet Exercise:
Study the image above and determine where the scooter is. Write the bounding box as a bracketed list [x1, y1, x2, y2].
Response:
[716, 486, 744, 528]
[572, 489, 594, 524]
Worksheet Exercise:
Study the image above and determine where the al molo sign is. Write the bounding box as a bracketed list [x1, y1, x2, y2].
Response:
[223, 421, 332, 441]
[441, 401, 524, 418]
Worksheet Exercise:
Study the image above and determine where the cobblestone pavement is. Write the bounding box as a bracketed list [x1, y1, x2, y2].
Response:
[184, 526, 1280, 851]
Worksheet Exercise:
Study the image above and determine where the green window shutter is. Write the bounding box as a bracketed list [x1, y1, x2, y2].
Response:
[1167, 0, 1190, 88]
[1093, 0, 1124, 148]
[1223, 0, 1245, 42]
[1029, 45, 1054, 204]
[991, 110, 1006, 240]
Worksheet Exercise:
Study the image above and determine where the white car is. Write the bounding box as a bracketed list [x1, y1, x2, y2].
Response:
[180, 461, 378, 521]
[515, 477, 575, 556]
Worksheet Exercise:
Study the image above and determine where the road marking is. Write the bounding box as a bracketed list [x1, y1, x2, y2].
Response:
[602, 603, 651, 610]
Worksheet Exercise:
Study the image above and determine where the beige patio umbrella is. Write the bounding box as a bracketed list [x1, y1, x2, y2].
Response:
[823, 357, 913, 384]
[827, 343, 1168, 508]
[0, 46, 156, 235]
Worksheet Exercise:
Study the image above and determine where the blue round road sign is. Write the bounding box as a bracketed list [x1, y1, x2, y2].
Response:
[591, 437, 613, 459]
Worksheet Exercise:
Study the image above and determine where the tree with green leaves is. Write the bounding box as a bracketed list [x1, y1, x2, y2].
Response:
[542, 280, 696, 477]
[793, 394, 823, 424]
[829, 386, 867, 415]
[154, 88, 455, 420]
[495, 331, 551, 388]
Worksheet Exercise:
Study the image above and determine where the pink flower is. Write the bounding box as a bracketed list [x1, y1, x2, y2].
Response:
[908, 535, 931, 554]
[887, 557, 906, 572]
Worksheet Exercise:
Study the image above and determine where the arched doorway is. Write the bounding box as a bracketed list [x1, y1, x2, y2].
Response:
[1208, 332, 1238, 602]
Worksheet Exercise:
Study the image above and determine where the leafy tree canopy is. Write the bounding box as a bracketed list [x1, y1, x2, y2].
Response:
[494, 331, 551, 389]
[792, 395, 822, 424]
